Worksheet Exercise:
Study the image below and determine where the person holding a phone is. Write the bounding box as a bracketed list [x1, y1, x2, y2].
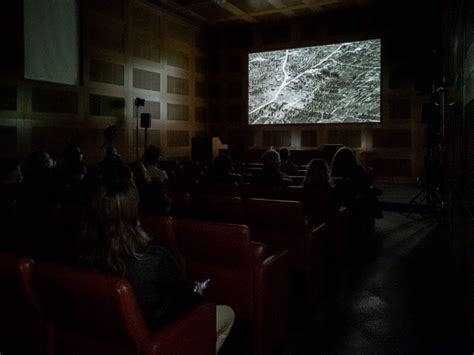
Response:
[78, 178, 234, 352]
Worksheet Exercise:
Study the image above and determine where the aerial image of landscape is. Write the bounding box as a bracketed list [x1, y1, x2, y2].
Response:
[248, 39, 381, 125]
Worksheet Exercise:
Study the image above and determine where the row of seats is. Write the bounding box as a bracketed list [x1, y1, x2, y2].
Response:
[141, 217, 289, 355]
[0, 252, 216, 355]
[165, 196, 333, 303]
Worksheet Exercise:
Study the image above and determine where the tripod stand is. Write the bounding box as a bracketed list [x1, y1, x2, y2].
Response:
[406, 84, 446, 219]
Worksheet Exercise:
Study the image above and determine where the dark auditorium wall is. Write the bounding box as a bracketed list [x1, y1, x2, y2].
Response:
[443, 0, 474, 336]
[209, 5, 442, 181]
[0, 0, 210, 163]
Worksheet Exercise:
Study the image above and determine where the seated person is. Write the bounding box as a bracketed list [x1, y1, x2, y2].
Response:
[208, 154, 243, 185]
[0, 158, 23, 207]
[143, 145, 168, 183]
[129, 161, 170, 216]
[78, 180, 234, 352]
[253, 149, 293, 187]
[279, 148, 298, 175]
[302, 159, 338, 225]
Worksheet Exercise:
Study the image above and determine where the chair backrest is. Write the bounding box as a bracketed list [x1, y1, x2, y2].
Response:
[281, 186, 305, 202]
[191, 194, 246, 224]
[34, 263, 150, 355]
[168, 191, 191, 218]
[140, 215, 186, 271]
[0, 253, 43, 352]
[176, 220, 256, 319]
[247, 198, 306, 254]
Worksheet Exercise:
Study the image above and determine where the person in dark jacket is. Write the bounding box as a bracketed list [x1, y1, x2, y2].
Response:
[78, 179, 234, 352]
[253, 149, 293, 187]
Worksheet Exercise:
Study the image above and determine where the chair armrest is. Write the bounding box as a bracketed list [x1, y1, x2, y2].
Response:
[143, 303, 216, 355]
[254, 250, 289, 355]
[251, 242, 267, 263]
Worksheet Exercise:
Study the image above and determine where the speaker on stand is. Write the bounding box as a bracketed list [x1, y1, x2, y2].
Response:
[140, 113, 151, 151]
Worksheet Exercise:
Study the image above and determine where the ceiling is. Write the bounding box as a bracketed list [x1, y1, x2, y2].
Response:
[150, 0, 376, 25]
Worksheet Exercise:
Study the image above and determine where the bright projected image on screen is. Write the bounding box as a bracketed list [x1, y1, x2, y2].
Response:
[248, 39, 381, 125]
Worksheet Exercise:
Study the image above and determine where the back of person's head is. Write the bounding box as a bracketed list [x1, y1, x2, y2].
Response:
[279, 148, 290, 162]
[262, 149, 281, 170]
[64, 144, 83, 164]
[331, 147, 356, 178]
[129, 162, 151, 188]
[304, 159, 331, 188]
[143, 145, 161, 166]
[213, 154, 233, 176]
[79, 179, 150, 272]
[0, 158, 22, 184]
[30, 149, 54, 171]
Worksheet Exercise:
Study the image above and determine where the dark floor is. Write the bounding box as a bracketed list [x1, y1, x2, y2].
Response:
[291, 212, 471, 355]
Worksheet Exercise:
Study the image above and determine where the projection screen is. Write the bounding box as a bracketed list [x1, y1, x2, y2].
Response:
[248, 39, 381, 125]
[24, 0, 80, 86]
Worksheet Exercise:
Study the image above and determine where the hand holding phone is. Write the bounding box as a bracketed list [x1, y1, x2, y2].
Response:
[194, 278, 210, 295]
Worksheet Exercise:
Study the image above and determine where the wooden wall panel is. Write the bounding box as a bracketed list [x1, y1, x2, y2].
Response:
[1, 0, 210, 162]
[167, 103, 189, 121]
[133, 69, 160, 92]
[368, 158, 412, 178]
[373, 129, 412, 148]
[262, 130, 291, 147]
[133, 33, 160, 62]
[301, 129, 318, 147]
[144, 101, 161, 120]
[90, 60, 124, 86]
[167, 76, 189, 95]
[32, 88, 78, 114]
[0, 86, 17, 111]
[328, 130, 362, 148]
[167, 130, 190, 147]
[388, 99, 412, 120]
[0, 126, 17, 154]
[89, 94, 125, 117]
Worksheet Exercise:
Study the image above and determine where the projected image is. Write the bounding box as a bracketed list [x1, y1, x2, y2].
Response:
[248, 39, 381, 125]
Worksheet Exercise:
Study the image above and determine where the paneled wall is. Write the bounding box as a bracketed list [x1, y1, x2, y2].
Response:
[209, 9, 438, 181]
[0, 0, 210, 163]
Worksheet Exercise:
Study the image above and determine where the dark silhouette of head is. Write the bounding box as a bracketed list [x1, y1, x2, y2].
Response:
[213, 154, 233, 176]
[0, 158, 22, 184]
[64, 144, 83, 164]
[262, 149, 281, 170]
[304, 159, 331, 188]
[331, 147, 357, 178]
[143, 145, 161, 167]
[79, 180, 150, 272]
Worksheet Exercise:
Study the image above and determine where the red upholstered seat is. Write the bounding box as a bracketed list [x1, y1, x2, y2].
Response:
[176, 220, 288, 355]
[247, 198, 328, 305]
[141, 215, 186, 272]
[34, 262, 215, 355]
[0, 253, 45, 354]
[191, 194, 246, 224]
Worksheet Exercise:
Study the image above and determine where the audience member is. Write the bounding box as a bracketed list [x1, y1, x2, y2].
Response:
[78, 180, 234, 351]
[208, 154, 243, 185]
[279, 148, 298, 175]
[253, 149, 293, 187]
[21, 149, 57, 203]
[143, 145, 168, 183]
[0, 158, 22, 207]
[129, 161, 170, 216]
[303, 158, 338, 225]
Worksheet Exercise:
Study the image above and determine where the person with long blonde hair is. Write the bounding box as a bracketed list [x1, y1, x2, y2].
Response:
[79, 180, 234, 352]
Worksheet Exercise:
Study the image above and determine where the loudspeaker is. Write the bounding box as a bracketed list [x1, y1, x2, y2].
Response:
[140, 113, 151, 128]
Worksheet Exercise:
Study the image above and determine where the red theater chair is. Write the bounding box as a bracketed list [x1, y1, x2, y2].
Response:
[34, 262, 216, 355]
[140, 215, 186, 272]
[0, 253, 45, 354]
[247, 198, 327, 305]
[191, 194, 246, 224]
[176, 220, 289, 355]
